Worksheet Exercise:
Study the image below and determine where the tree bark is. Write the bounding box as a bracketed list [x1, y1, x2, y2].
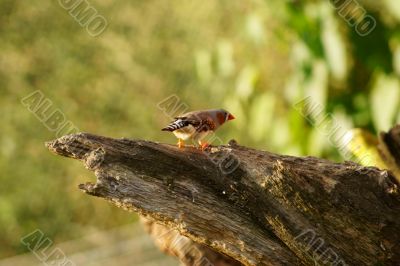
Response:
[45, 133, 400, 266]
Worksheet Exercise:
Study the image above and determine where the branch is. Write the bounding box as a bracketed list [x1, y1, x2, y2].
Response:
[45, 133, 400, 266]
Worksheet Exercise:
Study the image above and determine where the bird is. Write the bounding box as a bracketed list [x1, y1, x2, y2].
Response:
[161, 108, 235, 149]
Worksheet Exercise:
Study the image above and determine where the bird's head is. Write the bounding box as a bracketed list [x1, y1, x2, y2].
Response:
[215, 109, 235, 125]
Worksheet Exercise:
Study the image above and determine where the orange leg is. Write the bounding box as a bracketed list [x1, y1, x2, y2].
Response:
[198, 140, 210, 151]
[178, 139, 185, 149]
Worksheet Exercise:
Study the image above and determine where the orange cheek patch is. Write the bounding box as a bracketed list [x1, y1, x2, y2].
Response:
[217, 113, 225, 124]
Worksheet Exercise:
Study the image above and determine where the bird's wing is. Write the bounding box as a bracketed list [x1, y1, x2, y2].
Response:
[161, 117, 200, 132]
[195, 118, 216, 132]
[184, 112, 216, 132]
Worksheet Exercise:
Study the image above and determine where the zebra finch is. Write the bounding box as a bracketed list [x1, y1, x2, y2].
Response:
[161, 108, 235, 149]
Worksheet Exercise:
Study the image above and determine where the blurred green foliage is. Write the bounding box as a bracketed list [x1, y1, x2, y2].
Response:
[0, 0, 399, 259]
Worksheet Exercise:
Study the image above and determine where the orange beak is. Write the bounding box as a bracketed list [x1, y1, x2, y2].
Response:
[228, 113, 235, 120]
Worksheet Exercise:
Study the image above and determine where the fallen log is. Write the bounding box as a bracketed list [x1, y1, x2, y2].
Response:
[45, 132, 400, 266]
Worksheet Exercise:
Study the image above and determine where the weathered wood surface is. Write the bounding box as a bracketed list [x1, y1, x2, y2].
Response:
[46, 133, 400, 266]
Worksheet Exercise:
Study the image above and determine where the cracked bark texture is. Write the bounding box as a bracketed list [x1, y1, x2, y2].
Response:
[46, 132, 400, 266]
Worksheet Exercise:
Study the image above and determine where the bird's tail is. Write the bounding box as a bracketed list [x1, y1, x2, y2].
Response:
[161, 119, 189, 131]
[161, 126, 174, 131]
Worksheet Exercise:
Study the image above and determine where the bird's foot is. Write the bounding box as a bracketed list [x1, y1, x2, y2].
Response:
[178, 139, 185, 149]
[198, 141, 210, 151]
